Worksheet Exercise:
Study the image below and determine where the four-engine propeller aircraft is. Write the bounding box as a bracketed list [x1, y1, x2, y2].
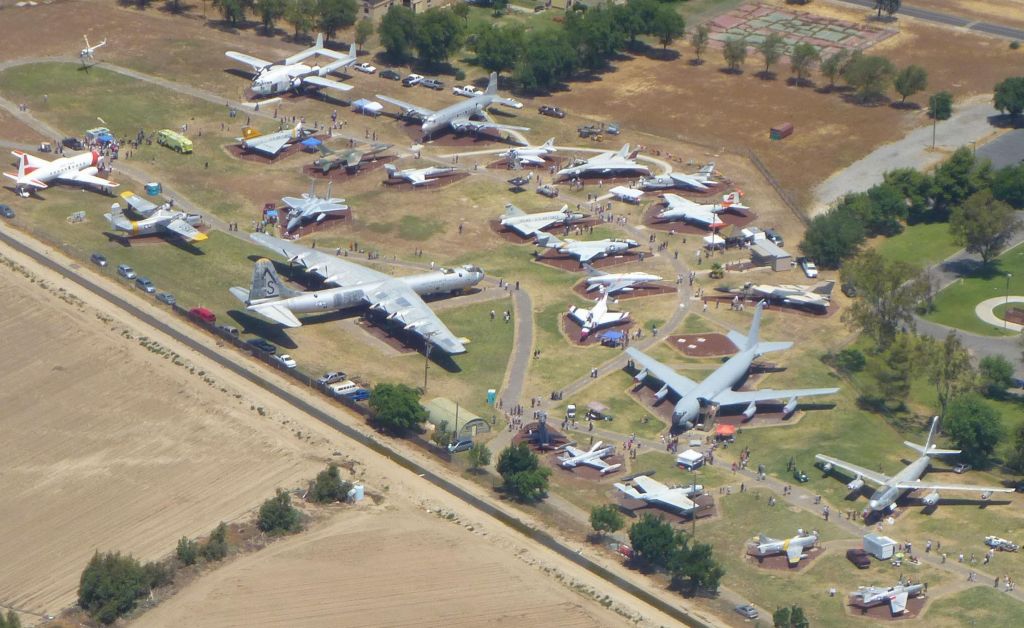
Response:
[4, 149, 118, 197]
[105, 191, 206, 243]
[639, 163, 718, 192]
[238, 122, 308, 157]
[852, 579, 926, 615]
[226, 34, 356, 97]
[613, 475, 703, 514]
[752, 530, 819, 565]
[499, 203, 588, 238]
[555, 144, 651, 180]
[815, 416, 1014, 514]
[499, 138, 556, 166]
[583, 265, 663, 295]
[377, 72, 527, 138]
[383, 163, 457, 186]
[535, 233, 639, 264]
[234, 233, 484, 354]
[627, 301, 839, 430]
[567, 290, 630, 339]
[557, 441, 621, 474]
[281, 182, 348, 233]
[655, 192, 749, 229]
[313, 142, 391, 174]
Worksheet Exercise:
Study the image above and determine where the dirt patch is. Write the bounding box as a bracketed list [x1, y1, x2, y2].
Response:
[847, 594, 927, 620]
[301, 155, 396, 180]
[572, 280, 677, 300]
[745, 544, 826, 571]
[535, 249, 649, 272]
[642, 201, 757, 234]
[667, 332, 738, 357]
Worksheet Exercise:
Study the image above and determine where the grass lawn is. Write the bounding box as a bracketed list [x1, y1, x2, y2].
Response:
[924, 244, 1024, 336]
[872, 222, 961, 269]
[926, 584, 1024, 627]
[556, 370, 671, 440]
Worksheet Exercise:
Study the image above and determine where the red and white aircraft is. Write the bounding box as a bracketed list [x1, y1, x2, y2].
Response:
[4, 150, 118, 197]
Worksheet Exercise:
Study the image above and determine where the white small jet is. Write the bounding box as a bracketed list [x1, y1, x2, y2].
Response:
[567, 290, 630, 339]
[752, 530, 819, 565]
[613, 475, 703, 514]
[499, 203, 588, 238]
[557, 441, 622, 474]
[583, 265, 663, 295]
[383, 163, 457, 186]
[238, 122, 307, 157]
[4, 149, 118, 197]
[105, 191, 206, 243]
[226, 34, 356, 97]
[640, 163, 719, 192]
[555, 144, 651, 180]
[852, 580, 926, 615]
[80, 35, 107, 62]
[535, 233, 640, 264]
[655, 191, 749, 229]
[499, 138, 556, 166]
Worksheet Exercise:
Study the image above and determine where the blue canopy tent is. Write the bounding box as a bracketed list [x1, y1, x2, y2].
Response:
[300, 137, 322, 152]
[97, 133, 115, 144]
[599, 330, 625, 347]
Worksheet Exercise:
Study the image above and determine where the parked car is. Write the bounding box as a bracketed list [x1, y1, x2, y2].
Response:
[0, 204, 14, 219]
[246, 337, 276, 354]
[215, 323, 239, 336]
[156, 291, 176, 306]
[539, 105, 566, 118]
[402, 73, 424, 87]
[985, 536, 1019, 552]
[420, 78, 444, 90]
[764, 228, 784, 247]
[566, 404, 577, 419]
[90, 252, 108, 267]
[380, 69, 402, 81]
[801, 260, 818, 278]
[536, 184, 559, 198]
[586, 408, 613, 421]
[116, 264, 137, 280]
[135, 276, 156, 293]
[354, 62, 376, 74]
[846, 548, 872, 569]
[734, 604, 759, 620]
[273, 354, 297, 368]
[344, 388, 371, 401]
[317, 371, 347, 385]
[793, 468, 809, 483]
[606, 122, 621, 135]
[953, 463, 971, 474]
[453, 84, 483, 97]
[328, 380, 360, 397]
[62, 137, 85, 151]
[188, 306, 216, 324]
[578, 124, 602, 138]
[841, 282, 857, 298]
[448, 438, 473, 453]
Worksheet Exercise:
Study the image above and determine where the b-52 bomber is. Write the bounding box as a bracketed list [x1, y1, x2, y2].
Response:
[499, 203, 588, 239]
[313, 142, 391, 174]
[225, 34, 356, 97]
[383, 163, 457, 186]
[233, 234, 484, 354]
[640, 163, 718, 192]
[281, 182, 348, 233]
[535, 233, 639, 264]
[105, 191, 206, 243]
[627, 301, 839, 430]
[555, 144, 651, 180]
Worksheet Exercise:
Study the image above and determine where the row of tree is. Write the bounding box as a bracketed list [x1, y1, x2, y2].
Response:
[0, 612, 21, 628]
[210, 0, 362, 40]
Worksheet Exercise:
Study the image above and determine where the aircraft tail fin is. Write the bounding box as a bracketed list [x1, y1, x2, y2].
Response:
[314, 33, 325, 50]
[905, 416, 961, 457]
[249, 258, 299, 301]
[348, 42, 357, 59]
[292, 122, 303, 138]
[813, 280, 835, 296]
[16, 151, 26, 179]
[582, 263, 605, 277]
[615, 144, 630, 159]
[746, 301, 764, 350]
[614, 483, 642, 500]
[485, 71, 498, 96]
[541, 137, 555, 150]
[699, 161, 715, 177]
[384, 163, 397, 177]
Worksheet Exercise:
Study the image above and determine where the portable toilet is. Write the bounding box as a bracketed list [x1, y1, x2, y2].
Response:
[348, 484, 365, 502]
[862, 533, 896, 559]
[145, 182, 162, 196]
[486, 389, 497, 405]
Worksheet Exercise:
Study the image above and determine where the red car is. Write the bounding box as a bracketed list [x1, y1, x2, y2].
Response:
[188, 307, 216, 324]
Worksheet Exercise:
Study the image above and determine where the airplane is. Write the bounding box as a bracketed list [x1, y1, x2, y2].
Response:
[383, 163, 457, 186]
[80, 35, 107, 62]
[717, 280, 834, 312]
[225, 34, 356, 97]
[851, 580, 926, 615]
[555, 144, 651, 180]
[508, 171, 532, 190]
[816, 416, 1014, 514]
[557, 441, 622, 474]
[567, 290, 630, 339]
[639, 163, 719, 192]
[613, 475, 704, 514]
[752, 530, 819, 565]
[535, 233, 640, 264]
[583, 265, 663, 295]
[281, 181, 348, 233]
[105, 191, 206, 243]
[499, 138, 556, 166]
[377, 72, 527, 138]
[239, 122, 308, 157]
[313, 142, 391, 174]
[627, 301, 840, 430]
[235, 233, 485, 354]
[4, 149, 118, 197]
[499, 203, 588, 238]
[655, 192, 749, 229]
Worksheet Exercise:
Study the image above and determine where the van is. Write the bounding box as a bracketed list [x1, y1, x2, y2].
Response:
[156, 129, 194, 154]
[188, 307, 216, 324]
[566, 404, 577, 419]
[117, 264, 136, 280]
[328, 380, 359, 397]
[448, 438, 473, 453]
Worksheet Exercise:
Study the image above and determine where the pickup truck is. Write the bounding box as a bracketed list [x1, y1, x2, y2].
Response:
[453, 85, 483, 97]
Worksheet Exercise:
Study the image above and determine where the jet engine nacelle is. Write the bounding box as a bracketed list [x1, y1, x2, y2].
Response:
[822, 462, 833, 472]
[846, 477, 864, 491]
[742, 401, 757, 420]
[782, 396, 798, 418]
[923, 492, 940, 506]
[80, 166, 99, 177]
[653, 384, 669, 401]
[981, 491, 992, 501]
[634, 369, 648, 383]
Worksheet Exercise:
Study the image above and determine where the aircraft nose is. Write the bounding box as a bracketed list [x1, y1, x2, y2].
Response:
[868, 500, 879, 510]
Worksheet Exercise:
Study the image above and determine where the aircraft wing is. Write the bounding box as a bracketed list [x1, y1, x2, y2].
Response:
[376, 94, 434, 119]
[814, 454, 890, 486]
[250, 232, 388, 287]
[225, 51, 272, 72]
[244, 133, 291, 156]
[572, 245, 604, 264]
[517, 154, 546, 165]
[653, 489, 696, 512]
[120, 191, 160, 216]
[632, 475, 667, 495]
[581, 456, 614, 472]
[785, 542, 804, 564]
[603, 279, 636, 294]
[302, 75, 354, 93]
[364, 279, 467, 354]
[59, 171, 118, 189]
[670, 173, 709, 192]
[163, 218, 207, 242]
[249, 301, 303, 327]
[563, 445, 585, 457]
[890, 592, 908, 614]
[406, 171, 428, 186]
[712, 387, 839, 407]
[892, 480, 1015, 494]
[625, 348, 698, 397]
[450, 118, 530, 133]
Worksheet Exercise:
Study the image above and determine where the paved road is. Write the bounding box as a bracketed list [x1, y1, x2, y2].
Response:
[834, 0, 1024, 41]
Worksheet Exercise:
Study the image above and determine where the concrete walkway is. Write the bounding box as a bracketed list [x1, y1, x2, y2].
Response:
[975, 296, 1024, 332]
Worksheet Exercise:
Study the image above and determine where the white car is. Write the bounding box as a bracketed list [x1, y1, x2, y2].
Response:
[801, 260, 818, 278]
[274, 354, 297, 369]
[985, 536, 1019, 552]
[354, 62, 376, 74]
[453, 84, 483, 97]
[402, 73, 424, 87]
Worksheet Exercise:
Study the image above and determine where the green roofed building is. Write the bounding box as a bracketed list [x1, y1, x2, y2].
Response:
[423, 397, 492, 439]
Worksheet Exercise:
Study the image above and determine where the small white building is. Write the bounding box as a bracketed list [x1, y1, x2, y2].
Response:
[750, 239, 792, 272]
[676, 449, 705, 470]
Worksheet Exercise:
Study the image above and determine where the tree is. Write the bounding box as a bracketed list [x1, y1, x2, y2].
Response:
[819, 49, 849, 88]
[317, 0, 357, 41]
[950, 189, 1021, 265]
[414, 8, 466, 67]
[369, 383, 427, 432]
[1006, 423, 1024, 472]
[256, 0, 286, 34]
[789, 42, 820, 85]
[774, 605, 810, 628]
[467, 442, 492, 470]
[176, 536, 199, 566]
[690, 24, 709, 63]
[883, 167, 933, 223]
[496, 442, 550, 502]
[565, 6, 624, 72]
[628, 513, 675, 566]
[432, 419, 454, 448]
[490, 0, 508, 16]
[945, 393, 1004, 467]
[668, 534, 724, 595]
[757, 32, 784, 76]
[840, 250, 929, 347]
[722, 37, 747, 73]
[615, 0, 658, 49]
[834, 348, 866, 373]
[927, 90, 954, 148]
[309, 463, 353, 503]
[931, 146, 981, 219]
[0, 611, 22, 628]
[354, 19, 374, 50]
[258, 489, 303, 534]
[213, 0, 250, 26]
[875, 0, 901, 18]
[993, 163, 1024, 209]
[865, 182, 908, 236]
[867, 333, 918, 407]
[994, 76, 1024, 118]
[514, 27, 577, 92]
[798, 206, 866, 268]
[378, 5, 417, 62]
[893, 64, 927, 103]
[452, 1, 470, 23]
[78, 551, 151, 624]
[651, 6, 685, 50]
[202, 522, 229, 561]
[589, 504, 625, 539]
[286, 0, 317, 39]
[843, 53, 895, 103]
[474, 24, 525, 76]
[920, 331, 976, 418]
[979, 355, 1014, 397]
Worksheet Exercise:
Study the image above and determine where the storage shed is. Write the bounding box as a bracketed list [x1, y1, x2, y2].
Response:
[750, 240, 792, 272]
[770, 122, 794, 140]
[424, 397, 491, 439]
